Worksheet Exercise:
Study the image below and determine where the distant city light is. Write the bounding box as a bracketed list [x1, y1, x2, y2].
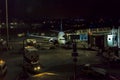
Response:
[10, 22, 14, 25]
[43, 21, 46, 24]
[2, 22, 5, 25]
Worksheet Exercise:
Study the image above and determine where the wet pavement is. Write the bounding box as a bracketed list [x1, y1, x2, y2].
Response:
[0, 38, 120, 80]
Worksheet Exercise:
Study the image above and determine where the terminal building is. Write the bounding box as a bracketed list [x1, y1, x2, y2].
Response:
[67, 27, 120, 50]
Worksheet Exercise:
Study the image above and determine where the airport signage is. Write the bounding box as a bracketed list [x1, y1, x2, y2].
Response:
[79, 34, 88, 41]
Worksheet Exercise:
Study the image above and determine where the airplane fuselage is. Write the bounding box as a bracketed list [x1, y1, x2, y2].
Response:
[57, 31, 66, 45]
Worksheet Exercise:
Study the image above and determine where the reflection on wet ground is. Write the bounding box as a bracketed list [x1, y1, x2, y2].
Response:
[0, 37, 120, 80]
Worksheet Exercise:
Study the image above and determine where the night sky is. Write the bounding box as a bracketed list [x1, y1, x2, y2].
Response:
[1, 0, 120, 21]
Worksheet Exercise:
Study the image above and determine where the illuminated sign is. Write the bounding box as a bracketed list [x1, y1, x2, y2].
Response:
[80, 34, 88, 41]
[107, 34, 117, 47]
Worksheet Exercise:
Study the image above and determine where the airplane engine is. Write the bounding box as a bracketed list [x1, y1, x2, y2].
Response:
[49, 38, 58, 45]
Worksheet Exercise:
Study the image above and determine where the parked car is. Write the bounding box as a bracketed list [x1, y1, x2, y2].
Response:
[0, 59, 7, 77]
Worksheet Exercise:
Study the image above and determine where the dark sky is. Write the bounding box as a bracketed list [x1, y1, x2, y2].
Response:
[1, 0, 120, 21]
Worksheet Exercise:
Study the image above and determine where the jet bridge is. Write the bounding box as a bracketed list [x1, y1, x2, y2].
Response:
[107, 28, 118, 48]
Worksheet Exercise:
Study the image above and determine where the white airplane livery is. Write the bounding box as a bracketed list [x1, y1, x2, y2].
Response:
[57, 31, 66, 45]
[28, 21, 67, 45]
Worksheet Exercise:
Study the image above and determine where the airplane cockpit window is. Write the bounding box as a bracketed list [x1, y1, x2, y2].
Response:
[63, 35, 67, 40]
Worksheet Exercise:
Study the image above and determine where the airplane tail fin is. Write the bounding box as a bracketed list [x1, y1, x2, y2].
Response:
[60, 19, 63, 31]
[26, 31, 31, 36]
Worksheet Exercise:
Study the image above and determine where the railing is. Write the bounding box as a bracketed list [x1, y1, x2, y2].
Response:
[76, 27, 111, 34]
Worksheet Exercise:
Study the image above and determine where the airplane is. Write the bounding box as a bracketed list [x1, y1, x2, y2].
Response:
[27, 20, 71, 46]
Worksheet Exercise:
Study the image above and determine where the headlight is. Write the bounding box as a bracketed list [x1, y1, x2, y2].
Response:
[37, 66, 40, 70]
[34, 67, 37, 71]
[34, 66, 40, 71]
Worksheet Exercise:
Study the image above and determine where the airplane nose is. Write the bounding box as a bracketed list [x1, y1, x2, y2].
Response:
[62, 40, 66, 44]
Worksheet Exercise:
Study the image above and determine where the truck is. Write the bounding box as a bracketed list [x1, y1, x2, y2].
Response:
[23, 46, 41, 74]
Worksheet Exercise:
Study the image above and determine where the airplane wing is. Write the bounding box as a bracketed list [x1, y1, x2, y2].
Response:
[29, 34, 52, 39]
[28, 34, 58, 41]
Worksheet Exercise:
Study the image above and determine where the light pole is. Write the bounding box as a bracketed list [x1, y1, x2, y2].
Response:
[5, 0, 9, 50]
[72, 38, 78, 80]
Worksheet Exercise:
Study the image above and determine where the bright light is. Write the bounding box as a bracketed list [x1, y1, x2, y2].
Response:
[26, 39, 36, 44]
[0, 39, 3, 41]
[107, 34, 117, 47]
[0, 60, 4, 64]
[34, 66, 41, 71]
[32, 72, 57, 77]
[2, 23, 5, 25]
[34, 67, 37, 71]
[37, 66, 40, 70]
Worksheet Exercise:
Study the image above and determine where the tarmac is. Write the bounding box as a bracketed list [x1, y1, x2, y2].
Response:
[0, 37, 120, 80]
